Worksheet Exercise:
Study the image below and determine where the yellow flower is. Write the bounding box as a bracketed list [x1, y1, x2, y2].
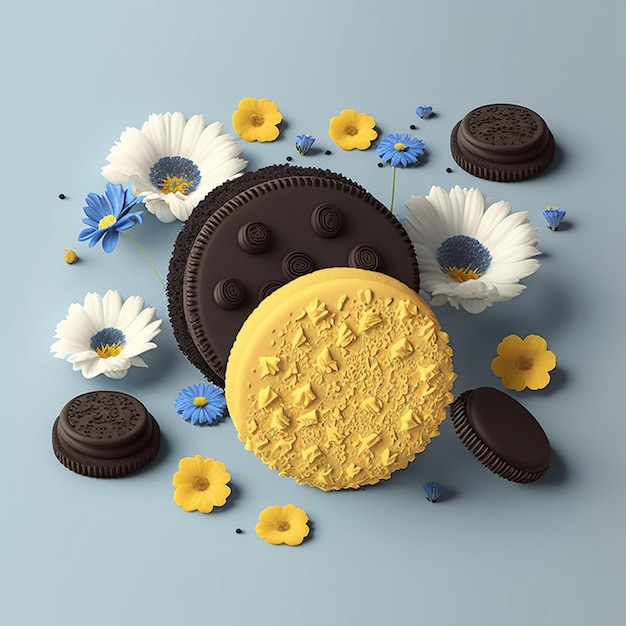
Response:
[328, 109, 378, 150]
[61, 248, 78, 264]
[172, 455, 231, 513]
[255, 504, 310, 546]
[232, 97, 282, 142]
[491, 334, 556, 391]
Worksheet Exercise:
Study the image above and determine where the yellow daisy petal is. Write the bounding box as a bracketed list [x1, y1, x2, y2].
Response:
[236, 97, 262, 116]
[524, 368, 552, 390]
[523, 334, 548, 356]
[500, 368, 529, 392]
[490, 354, 512, 377]
[496, 334, 524, 356]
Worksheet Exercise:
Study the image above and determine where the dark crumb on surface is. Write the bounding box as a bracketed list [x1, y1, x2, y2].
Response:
[446, 167, 453, 173]
[58, 193, 66, 199]
[235, 528, 243, 534]
[409, 124, 416, 130]
[377, 162, 384, 168]
[325, 150, 331, 155]
[286, 156, 292, 162]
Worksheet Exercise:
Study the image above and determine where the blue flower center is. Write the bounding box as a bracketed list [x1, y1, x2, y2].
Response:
[435, 235, 492, 283]
[149, 156, 201, 195]
[90, 327, 126, 359]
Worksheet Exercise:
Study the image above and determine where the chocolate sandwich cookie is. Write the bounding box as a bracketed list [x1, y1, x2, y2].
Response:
[450, 104, 555, 182]
[52, 391, 161, 478]
[167, 165, 420, 386]
[450, 387, 550, 483]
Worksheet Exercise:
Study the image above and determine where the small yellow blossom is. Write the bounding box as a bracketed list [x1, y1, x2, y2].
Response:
[232, 97, 282, 142]
[62, 248, 78, 264]
[255, 504, 310, 546]
[328, 109, 377, 150]
[491, 334, 556, 391]
[172, 455, 231, 513]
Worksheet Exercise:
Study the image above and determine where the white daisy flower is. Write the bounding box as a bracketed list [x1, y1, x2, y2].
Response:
[404, 185, 540, 314]
[50, 290, 162, 379]
[102, 112, 247, 223]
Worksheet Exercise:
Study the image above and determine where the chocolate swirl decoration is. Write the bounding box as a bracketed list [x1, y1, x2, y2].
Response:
[311, 204, 343, 238]
[348, 245, 380, 271]
[213, 278, 245, 310]
[258, 280, 285, 302]
[237, 222, 271, 254]
[282, 251, 315, 280]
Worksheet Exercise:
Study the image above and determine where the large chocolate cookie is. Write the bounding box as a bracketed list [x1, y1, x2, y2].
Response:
[52, 391, 161, 478]
[450, 104, 555, 182]
[167, 165, 420, 386]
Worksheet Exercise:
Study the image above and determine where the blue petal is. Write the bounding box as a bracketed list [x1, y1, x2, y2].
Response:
[86, 229, 107, 247]
[115, 213, 143, 231]
[101, 229, 120, 253]
[81, 216, 99, 228]
[78, 226, 98, 242]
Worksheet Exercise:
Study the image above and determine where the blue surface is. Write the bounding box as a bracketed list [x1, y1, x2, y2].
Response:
[1, 1, 625, 624]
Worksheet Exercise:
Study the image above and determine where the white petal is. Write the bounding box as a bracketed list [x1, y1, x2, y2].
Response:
[104, 369, 129, 379]
[101, 290, 123, 326]
[76, 358, 102, 379]
[82, 292, 105, 330]
[116, 295, 147, 330]
[67, 349, 99, 364]
[124, 317, 161, 347]
[460, 298, 491, 314]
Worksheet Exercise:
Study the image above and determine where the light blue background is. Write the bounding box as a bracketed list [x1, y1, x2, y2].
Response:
[1, 1, 624, 624]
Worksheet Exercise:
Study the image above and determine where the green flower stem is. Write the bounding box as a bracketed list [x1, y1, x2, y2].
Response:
[389, 166, 397, 214]
[122, 232, 166, 291]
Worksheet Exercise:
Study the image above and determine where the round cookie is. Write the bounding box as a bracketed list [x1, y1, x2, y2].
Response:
[225, 267, 456, 491]
[450, 103, 555, 182]
[167, 165, 420, 386]
[52, 391, 161, 478]
[450, 387, 550, 483]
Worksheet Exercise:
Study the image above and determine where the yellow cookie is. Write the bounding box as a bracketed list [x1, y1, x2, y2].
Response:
[225, 268, 456, 491]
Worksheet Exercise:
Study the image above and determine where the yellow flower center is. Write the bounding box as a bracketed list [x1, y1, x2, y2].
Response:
[193, 476, 210, 491]
[98, 215, 117, 230]
[516, 356, 534, 371]
[160, 175, 195, 195]
[250, 114, 265, 127]
[447, 266, 480, 282]
[275, 520, 290, 532]
[344, 125, 358, 136]
[193, 396, 208, 407]
[393, 142, 407, 151]
[95, 343, 123, 359]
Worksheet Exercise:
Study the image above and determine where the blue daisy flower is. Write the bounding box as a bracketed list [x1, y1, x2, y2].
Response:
[174, 383, 227, 426]
[78, 183, 144, 253]
[376, 133, 425, 167]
